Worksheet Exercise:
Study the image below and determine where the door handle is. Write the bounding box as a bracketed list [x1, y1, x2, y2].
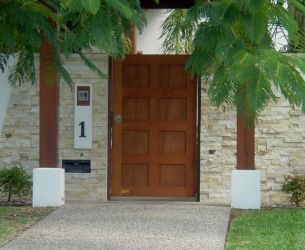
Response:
[113, 114, 122, 123]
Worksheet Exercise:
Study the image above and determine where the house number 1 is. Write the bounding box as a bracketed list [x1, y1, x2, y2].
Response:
[79, 121, 86, 138]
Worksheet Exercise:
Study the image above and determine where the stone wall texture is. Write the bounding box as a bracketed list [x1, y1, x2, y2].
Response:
[0, 55, 304, 206]
[0, 55, 40, 180]
[256, 93, 305, 206]
[200, 86, 236, 205]
[0, 53, 108, 202]
[58, 54, 108, 202]
[200, 86, 304, 206]
[0, 75, 40, 173]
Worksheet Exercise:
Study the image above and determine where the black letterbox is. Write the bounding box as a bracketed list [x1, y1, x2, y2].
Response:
[62, 160, 91, 173]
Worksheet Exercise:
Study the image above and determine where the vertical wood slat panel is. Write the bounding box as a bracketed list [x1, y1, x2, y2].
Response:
[39, 38, 59, 167]
[130, 26, 137, 54]
[148, 63, 159, 187]
[237, 115, 255, 170]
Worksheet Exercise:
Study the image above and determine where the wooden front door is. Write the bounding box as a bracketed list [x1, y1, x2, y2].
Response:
[111, 55, 197, 197]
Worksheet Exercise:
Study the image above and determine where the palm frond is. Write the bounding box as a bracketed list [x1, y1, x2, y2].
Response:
[0, 54, 10, 73]
[160, 9, 198, 54]
[0, 0, 146, 86]
[78, 52, 107, 79]
[182, 0, 305, 120]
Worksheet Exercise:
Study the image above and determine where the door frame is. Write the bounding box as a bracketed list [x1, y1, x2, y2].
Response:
[107, 56, 201, 201]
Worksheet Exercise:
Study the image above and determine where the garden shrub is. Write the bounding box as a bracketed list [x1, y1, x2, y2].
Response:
[282, 175, 305, 206]
[0, 164, 32, 202]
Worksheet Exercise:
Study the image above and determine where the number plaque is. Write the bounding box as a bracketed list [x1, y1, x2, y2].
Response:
[74, 84, 92, 149]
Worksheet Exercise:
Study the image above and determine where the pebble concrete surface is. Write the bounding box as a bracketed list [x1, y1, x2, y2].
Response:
[1, 203, 230, 250]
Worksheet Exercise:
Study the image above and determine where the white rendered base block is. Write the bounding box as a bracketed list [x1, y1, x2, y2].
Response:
[231, 170, 261, 209]
[32, 168, 65, 207]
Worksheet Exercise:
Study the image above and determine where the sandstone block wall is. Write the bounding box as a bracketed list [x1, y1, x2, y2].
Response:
[0, 53, 108, 202]
[0, 82, 40, 174]
[256, 94, 305, 206]
[200, 86, 304, 206]
[59, 54, 108, 202]
[0, 56, 304, 206]
[200, 87, 236, 205]
[0, 55, 40, 177]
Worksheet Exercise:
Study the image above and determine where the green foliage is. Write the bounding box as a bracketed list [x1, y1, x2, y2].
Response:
[288, 0, 305, 52]
[0, 0, 58, 85]
[0, 206, 53, 246]
[282, 175, 305, 206]
[226, 209, 305, 249]
[0, 0, 146, 86]
[161, 0, 305, 121]
[0, 164, 32, 202]
[160, 9, 197, 54]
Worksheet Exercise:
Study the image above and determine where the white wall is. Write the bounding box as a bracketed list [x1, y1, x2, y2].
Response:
[137, 9, 169, 54]
[0, 58, 13, 135]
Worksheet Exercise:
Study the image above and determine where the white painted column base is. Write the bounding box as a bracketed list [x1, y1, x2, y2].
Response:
[231, 170, 261, 209]
[32, 168, 65, 207]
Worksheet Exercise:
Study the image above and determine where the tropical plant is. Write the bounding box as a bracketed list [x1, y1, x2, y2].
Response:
[0, 164, 32, 202]
[161, 0, 305, 122]
[0, 0, 146, 86]
[289, 0, 305, 52]
[160, 9, 198, 54]
[282, 175, 305, 206]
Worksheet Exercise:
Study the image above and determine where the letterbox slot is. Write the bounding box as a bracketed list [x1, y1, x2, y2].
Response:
[62, 160, 91, 173]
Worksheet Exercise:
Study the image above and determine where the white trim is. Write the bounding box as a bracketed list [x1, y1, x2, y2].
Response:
[32, 168, 65, 207]
[74, 84, 93, 149]
[0, 58, 13, 135]
[231, 170, 261, 209]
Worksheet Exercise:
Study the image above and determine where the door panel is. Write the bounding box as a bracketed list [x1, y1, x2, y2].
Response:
[111, 55, 196, 197]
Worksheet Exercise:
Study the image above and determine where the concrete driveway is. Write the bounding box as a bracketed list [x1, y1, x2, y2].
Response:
[1, 203, 230, 250]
